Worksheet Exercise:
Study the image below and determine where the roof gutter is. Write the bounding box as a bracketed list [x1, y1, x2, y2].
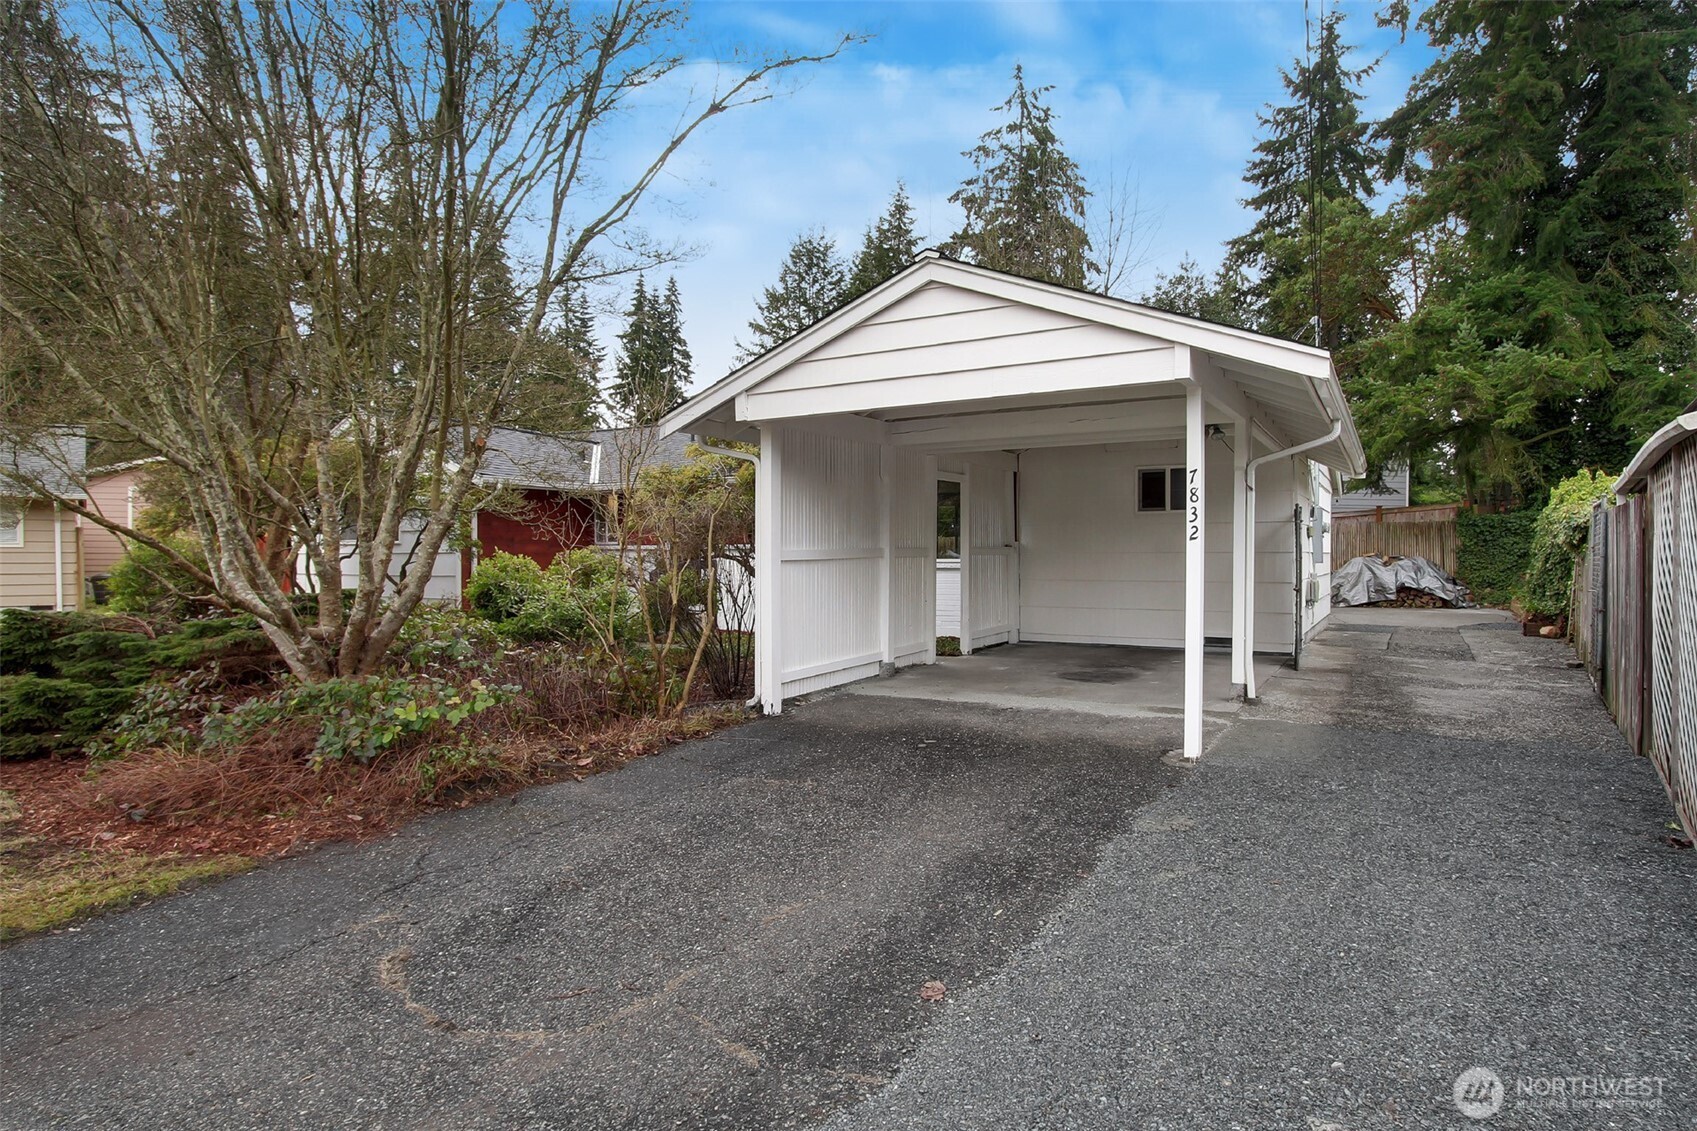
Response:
[692, 437, 762, 709]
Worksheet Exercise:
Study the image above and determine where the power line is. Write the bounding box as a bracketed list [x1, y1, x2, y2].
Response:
[1303, 0, 1316, 348]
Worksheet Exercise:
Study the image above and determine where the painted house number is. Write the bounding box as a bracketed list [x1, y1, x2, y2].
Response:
[1186, 468, 1200, 542]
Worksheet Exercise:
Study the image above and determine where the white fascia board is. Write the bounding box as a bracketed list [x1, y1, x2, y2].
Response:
[929, 260, 1333, 379]
[1615, 410, 1697, 494]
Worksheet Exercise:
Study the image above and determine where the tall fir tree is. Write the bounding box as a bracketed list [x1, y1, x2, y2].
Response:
[739, 230, 847, 361]
[658, 276, 693, 403]
[1226, 9, 1395, 356]
[509, 282, 602, 429]
[610, 276, 691, 424]
[946, 65, 1094, 288]
[1358, 0, 1697, 498]
[845, 183, 920, 300]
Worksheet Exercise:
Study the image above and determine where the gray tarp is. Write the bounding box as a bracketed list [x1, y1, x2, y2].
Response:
[1331, 554, 1473, 608]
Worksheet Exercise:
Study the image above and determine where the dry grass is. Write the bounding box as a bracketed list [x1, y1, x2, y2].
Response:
[0, 789, 251, 939]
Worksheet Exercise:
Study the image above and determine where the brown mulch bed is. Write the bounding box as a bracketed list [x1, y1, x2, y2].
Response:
[0, 708, 749, 864]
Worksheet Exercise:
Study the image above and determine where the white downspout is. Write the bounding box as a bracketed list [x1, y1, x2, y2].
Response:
[52, 502, 65, 611]
[693, 437, 763, 709]
[1243, 417, 1342, 702]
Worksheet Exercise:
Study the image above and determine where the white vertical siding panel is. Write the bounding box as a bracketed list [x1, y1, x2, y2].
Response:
[774, 426, 889, 695]
[887, 446, 934, 661]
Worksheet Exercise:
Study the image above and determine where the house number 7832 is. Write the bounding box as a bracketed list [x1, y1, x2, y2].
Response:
[1187, 468, 1200, 542]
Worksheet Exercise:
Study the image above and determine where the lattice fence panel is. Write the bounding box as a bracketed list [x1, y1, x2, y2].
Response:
[1642, 448, 1697, 841]
[1670, 446, 1697, 839]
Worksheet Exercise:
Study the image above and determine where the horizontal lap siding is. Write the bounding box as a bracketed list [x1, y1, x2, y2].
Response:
[0, 504, 80, 609]
[750, 285, 1172, 419]
[935, 563, 960, 636]
[83, 471, 142, 575]
[776, 427, 884, 695]
[1018, 443, 1295, 650]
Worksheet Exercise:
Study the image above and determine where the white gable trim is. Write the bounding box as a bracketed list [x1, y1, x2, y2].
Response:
[663, 252, 1364, 475]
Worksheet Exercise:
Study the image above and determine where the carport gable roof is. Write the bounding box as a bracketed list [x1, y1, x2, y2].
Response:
[661, 252, 1365, 475]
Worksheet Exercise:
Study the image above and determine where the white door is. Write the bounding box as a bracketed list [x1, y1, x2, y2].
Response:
[964, 460, 1018, 651]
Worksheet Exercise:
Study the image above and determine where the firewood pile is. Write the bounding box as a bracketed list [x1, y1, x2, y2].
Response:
[1365, 587, 1453, 609]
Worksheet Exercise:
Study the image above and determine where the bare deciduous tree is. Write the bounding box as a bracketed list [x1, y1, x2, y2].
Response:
[0, 0, 853, 679]
[1088, 159, 1160, 300]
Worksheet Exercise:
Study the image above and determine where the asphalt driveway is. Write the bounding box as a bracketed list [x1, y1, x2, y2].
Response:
[4, 614, 1695, 1129]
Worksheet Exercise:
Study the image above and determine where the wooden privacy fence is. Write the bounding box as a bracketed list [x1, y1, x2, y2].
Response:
[1572, 431, 1697, 842]
[1331, 503, 1460, 575]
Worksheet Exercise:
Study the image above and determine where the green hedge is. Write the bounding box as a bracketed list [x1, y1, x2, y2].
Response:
[1522, 471, 1615, 617]
[1455, 511, 1537, 605]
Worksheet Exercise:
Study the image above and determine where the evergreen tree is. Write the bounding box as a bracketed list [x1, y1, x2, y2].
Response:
[845, 183, 920, 300]
[658, 276, 693, 401]
[1226, 9, 1395, 353]
[738, 230, 847, 361]
[509, 283, 602, 429]
[610, 276, 691, 424]
[1360, 0, 1697, 498]
[1142, 256, 1250, 328]
[946, 65, 1094, 288]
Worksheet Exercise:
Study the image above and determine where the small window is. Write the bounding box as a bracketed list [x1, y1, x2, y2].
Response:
[593, 496, 617, 545]
[1137, 467, 1187, 512]
[937, 480, 961, 559]
[0, 501, 22, 548]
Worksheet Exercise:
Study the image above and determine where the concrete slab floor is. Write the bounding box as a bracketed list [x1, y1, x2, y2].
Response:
[842, 641, 1286, 720]
[1327, 604, 1516, 629]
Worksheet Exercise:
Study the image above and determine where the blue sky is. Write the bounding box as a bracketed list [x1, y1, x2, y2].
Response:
[596, 0, 1436, 392]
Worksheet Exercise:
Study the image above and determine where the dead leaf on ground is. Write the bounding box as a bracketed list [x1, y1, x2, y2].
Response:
[918, 980, 946, 1002]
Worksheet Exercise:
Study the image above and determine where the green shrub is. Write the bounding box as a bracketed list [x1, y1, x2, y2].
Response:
[1456, 511, 1537, 605]
[106, 536, 215, 617]
[465, 550, 638, 644]
[394, 606, 504, 673]
[0, 675, 138, 759]
[0, 607, 62, 676]
[0, 609, 275, 757]
[1522, 470, 1615, 617]
[199, 675, 513, 768]
[464, 551, 545, 622]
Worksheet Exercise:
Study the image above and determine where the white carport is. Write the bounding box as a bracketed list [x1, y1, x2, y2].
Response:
[662, 253, 1365, 759]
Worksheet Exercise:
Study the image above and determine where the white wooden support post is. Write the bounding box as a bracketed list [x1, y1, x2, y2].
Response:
[925, 455, 939, 664]
[1183, 380, 1206, 761]
[958, 468, 972, 656]
[1230, 414, 1250, 688]
[756, 425, 783, 714]
[879, 444, 895, 671]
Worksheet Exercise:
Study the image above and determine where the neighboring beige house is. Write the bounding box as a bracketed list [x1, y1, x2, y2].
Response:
[0, 432, 86, 611]
[82, 459, 159, 580]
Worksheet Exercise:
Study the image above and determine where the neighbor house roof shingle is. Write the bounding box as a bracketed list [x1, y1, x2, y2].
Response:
[0, 430, 88, 500]
[474, 425, 692, 492]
